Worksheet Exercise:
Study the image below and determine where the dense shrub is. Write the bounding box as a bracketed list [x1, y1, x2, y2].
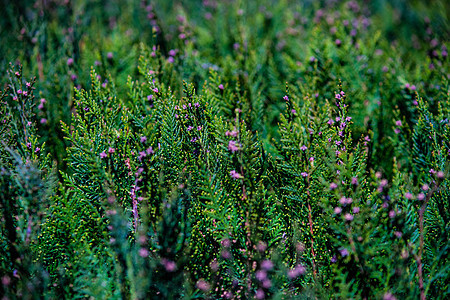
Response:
[0, 0, 449, 299]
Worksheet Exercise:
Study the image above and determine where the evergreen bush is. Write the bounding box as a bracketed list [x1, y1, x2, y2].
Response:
[0, 0, 448, 299]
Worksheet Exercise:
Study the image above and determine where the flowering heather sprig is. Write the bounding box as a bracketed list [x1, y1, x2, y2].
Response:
[1, 4, 449, 299]
[225, 130, 238, 137]
[228, 140, 240, 152]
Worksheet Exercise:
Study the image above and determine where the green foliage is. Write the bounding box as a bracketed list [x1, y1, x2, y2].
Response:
[1, 0, 449, 299]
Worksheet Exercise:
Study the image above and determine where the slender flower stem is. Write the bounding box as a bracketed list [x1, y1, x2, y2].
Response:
[306, 176, 317, 278]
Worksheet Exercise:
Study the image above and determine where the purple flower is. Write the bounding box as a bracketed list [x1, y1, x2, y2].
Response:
[221, 249, 231, 259]
[225, 130, 238, 137]
[255, 270, 267, 281]
[67, 58, 74, 66]
[295, 265, 306, 275]
[330, 182, 338, 190]
[40, 118, 47, 124]
[344, 213, 353, 221]
[107, 52, 113, 59]
[283, 95, 289, 101]
[383, 292, 397, 300]
[257, 241, 267, 252]
[163, 260, 177, 272]
[255, 289, 265, 300]
[288, 264, 306, 279]
[417, 193, 425, 201]
[139, 248, 149, 257]
[153, 87, 159, 93]
[35, 147, 41, 154]
[108, 147, 115, 154]
[301, 172, 308, 177]
[221, 239, 231, 248]
[139, 151, 147, 161]
[228, 140, 240, 152]
[196, 280, 210, 292]
[353, 207, 360, 214]
[339, 248, 349, 257]
[395, 120, 402, 126]
[146, 147, 154, 155]
[334, 207, 342, 214]
[261, 260, 273, 271]
[218, 84, 224, 90]
[262, 279, 272, 289]
[300, 145, 307, 151]
[140, 136, 147, 143]
[230, 170, 242, 179]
